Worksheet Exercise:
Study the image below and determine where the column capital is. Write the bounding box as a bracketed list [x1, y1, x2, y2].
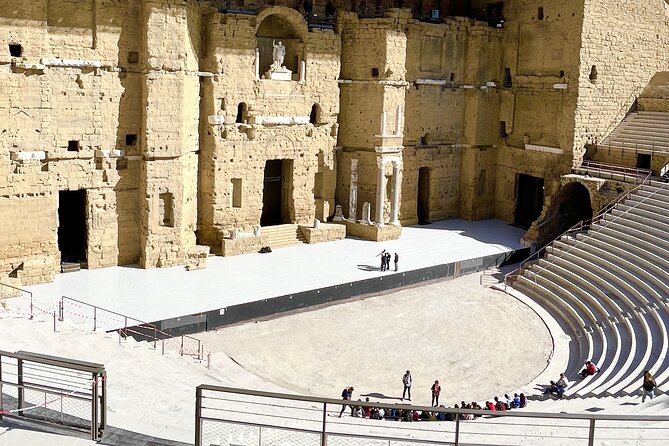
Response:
[377, 157, 388, 170]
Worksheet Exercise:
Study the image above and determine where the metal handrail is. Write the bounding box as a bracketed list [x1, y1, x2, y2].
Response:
[59, 296, 204, 360]
[0, 281, 35, 319]
[504, 170, 654, 285]
[195, 384, 669, 446]
[581, 160, 651, 177]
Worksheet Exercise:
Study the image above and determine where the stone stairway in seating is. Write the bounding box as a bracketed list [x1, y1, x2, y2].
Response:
[512, 180, 669, 399]
[261, 224, 307, 248]
[601, 110, 669, 153]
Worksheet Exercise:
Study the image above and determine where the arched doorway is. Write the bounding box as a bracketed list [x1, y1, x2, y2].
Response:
[540, 182, 593, 244]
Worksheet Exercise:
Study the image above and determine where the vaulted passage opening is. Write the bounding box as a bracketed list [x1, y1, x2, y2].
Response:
[58, 190, 87, 266]
[514, 174, 544, 228]
[417, 166, 431, 224]
[261, 159, 294, 226]
[537, 182, 593, 245]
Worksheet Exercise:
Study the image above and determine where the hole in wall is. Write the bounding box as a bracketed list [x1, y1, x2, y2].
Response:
[125, 134, 137, 146]
[67, 140, 80, 152]
[9, 44, 22, 57]
[236, 103, 248, 124]
[127, 51, 139, 64]
[371, 67, 379, 77]
[589, 65, 597, 83]
[537, 7, 544, 20]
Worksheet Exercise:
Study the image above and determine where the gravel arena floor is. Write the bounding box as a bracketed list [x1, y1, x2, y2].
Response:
[199, 273, 553, 407]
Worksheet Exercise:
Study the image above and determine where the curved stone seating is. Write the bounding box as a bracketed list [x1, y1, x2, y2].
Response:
[530, 258, 631, 397]
[579, 232, 669, 293]
[513, 278, 592, 379]
[547, 242, 661, 396]
[511, 180, 669, 400]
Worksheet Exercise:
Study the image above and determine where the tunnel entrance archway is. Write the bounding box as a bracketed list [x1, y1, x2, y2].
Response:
[538, 182, 593, 245]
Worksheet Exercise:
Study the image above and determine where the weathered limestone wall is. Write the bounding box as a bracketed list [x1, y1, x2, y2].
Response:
[573, 0, 669, 165]
[139, 0, 201, 267]
[492, 0, 585, 225]
[0, 0, 142, 282]
[197, 6, 340, 247]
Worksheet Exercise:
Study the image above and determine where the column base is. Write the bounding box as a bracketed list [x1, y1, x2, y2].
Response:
[337, 220, 401, 241]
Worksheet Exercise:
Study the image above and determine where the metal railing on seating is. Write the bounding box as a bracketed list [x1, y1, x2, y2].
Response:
[195, 385, 669, 446]
[578, 160, 651, 183]
[58, 296, 205, 361]
[0, 350, 106, 441]
[504, 169, 657, 286]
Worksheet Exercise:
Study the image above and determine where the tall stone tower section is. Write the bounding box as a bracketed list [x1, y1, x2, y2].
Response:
[139, 0, 201, 267]
[336, 9, 410, 241]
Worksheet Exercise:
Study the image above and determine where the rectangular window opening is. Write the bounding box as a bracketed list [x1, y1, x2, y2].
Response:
[450, 72, 455, 82]
[128, 51, 139, 64]
[159, 192, 174, 227]
[125, 134, 137, 146]
[499, 121, 508, 138]
[371, 67, 379, 78]
[537, 7, 544, 20]
[231, 178, 242, 208]
[9, 44, 22, 57]
[68, 140, 80, 152]
[503, 68, 512, 88]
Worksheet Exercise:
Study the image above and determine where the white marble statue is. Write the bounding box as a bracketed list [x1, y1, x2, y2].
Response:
[272, 40, 286, 69]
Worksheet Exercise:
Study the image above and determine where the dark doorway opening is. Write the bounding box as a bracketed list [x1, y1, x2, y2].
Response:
[636, 153, 651, 170]
[417, 166, 430, 224]
[261, 159, 293, 226]
[556, 183, 592, 234]
[58, 190, 87, 265]
[515, 174, 544, 228]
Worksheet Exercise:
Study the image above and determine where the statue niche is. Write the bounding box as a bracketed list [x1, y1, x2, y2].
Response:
[256, 14, 300, 81]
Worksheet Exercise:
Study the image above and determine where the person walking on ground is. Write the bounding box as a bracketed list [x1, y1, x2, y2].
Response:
[339, 386, 354, 417]
[402, 370, 412, 401]
[642, 370, 658, 402]
[431, 380, 441, 406]
[394, 253, 399, 271]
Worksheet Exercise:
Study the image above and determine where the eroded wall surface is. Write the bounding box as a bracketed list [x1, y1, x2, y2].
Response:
[3, 0, 669, 287]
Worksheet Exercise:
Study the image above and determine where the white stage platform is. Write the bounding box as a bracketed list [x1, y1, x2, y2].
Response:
[22, 219, 525, 324]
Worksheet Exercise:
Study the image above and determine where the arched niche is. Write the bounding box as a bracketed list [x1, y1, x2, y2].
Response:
[255, 8, 307, 78]
[538, 181, 593, 245]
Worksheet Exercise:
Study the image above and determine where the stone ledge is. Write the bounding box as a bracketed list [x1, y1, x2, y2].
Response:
[221, 234, 269, 257]
[338, 221, 401, 242]
[299, 223, 346, 244]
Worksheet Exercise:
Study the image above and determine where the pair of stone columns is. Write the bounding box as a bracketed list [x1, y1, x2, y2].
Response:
[376, 158, 401, 226]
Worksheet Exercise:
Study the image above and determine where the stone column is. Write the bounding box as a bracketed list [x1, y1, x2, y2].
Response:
[375, 158, 386, 226]
[349, 159, 358, 221]
[379, 112, 387, 135]
[299, 60, 306, 83]
[390, 160, 401, 225]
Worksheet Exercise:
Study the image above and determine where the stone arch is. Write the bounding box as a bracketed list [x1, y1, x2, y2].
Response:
[538, 181, 593, 245]
[255, 7, 307, 77]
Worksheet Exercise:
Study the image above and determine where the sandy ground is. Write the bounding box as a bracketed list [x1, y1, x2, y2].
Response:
[199, 273, 553, 407]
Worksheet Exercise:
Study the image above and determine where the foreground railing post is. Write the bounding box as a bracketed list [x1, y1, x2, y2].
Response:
[29, 295, 34, 320]
[195, 387, 202, 446]
[321, 402, 327, 446]
[454, 413, 460, 446]
[93, 307, 97, 331]
[588, 419, 596, 446]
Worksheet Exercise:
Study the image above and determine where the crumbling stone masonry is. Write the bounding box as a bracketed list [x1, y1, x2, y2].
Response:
[2, 0, 668, 287]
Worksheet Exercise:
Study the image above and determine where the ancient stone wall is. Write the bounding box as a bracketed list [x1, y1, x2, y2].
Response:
[196, 6, 340, 247]
[0, 0, 143, 282]
[573, 0, 669, 165]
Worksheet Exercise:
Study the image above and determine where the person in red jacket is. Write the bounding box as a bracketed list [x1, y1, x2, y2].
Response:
[485, 401, 496, 411]
[580, 360, 599, 378]
[431, 380, 441, 406]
